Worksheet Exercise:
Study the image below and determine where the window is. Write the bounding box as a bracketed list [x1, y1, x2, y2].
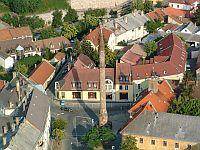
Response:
[72, 82, 81, 88]
[125, 85, 128, 90]
[88, 92, 96, 99]
[138, 27, 141, 30]
[139, 138, 143, 143]
[61, 92, 65, 98]
[138, 84, 141, 89]
[151, 140, 155, 145]
[93, 83, 97, 89]
[88, 82, 92, 88]
[163, 141, 167, 147]
[125, 76, 129, 82]
[72, 92, 81, 99]
[175, 143, 179, 148]
[119, 85, 123, 90]
[177, 5, 179, 8]
[187, 145, 191, 150]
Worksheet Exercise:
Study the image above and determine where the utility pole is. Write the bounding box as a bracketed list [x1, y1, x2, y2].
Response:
[99, 23, 108, 126]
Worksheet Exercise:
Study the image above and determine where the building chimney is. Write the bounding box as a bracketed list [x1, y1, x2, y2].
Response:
[9, 101, 13, 108]
[23, 103, 26, 111]
[124, 16, 128, 23]
[16, 80, 21, 101]
[11, 123, 15, 132]
[15, 117, 19, 125]
[2, 126, 7, 134]
[148, 78, 158, 93]
[12, 71, 17, 79]
[114, 21, 118, 29]
[2, 136, 6, 146]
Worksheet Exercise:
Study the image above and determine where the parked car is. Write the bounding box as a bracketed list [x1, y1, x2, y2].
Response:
[60, 106, 73, 112]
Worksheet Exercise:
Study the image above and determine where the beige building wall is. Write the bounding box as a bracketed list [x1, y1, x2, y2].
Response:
[115, 84, 134, 101]
[122, 134, 199, 150]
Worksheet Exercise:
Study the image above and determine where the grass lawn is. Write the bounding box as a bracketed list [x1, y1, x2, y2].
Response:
[0, 2, 10, 13]
[37, 0, 68, 13]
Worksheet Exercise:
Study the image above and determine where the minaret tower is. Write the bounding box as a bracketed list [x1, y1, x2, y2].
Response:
[99, 23, 108, 126]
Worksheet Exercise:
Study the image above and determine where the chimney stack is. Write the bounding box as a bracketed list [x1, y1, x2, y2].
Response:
[124, 16, 128, 23]
[148, 78, 158, 93]
[16, 80, 21, 101]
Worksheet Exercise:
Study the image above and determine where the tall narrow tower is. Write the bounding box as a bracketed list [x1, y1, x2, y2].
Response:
[99, 23, 108, 126]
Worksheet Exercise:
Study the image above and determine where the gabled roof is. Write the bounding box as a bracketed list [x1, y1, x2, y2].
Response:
[116, 33, 187, 81]
[74, 54, 96, 69]
[128, 80, 175, 113]
[34, 36, 70, 50]
[120, 44, 146, 65]
[160, 24, 179, 32]
[54, 52, 66, 61]
[26, 88, 50, 132]
[29, 61, 55, 86]
[85, 27, 113, 47]
[163, 7, 187, 17]
[146, 8, 165, 21]
[121, 110, 200, 143]
[0, 26, 32, 41]
[60, 67, 115, 91]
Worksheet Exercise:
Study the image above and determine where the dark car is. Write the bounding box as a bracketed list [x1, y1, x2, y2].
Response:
[60, 106, 73, 112]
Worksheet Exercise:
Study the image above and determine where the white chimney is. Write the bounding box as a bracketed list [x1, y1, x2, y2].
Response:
[16, 80, 21, 101]
[12, 123, 15, 132]
[114, 22, 118, 29]
[3, 126, 7, 134]
[124, 16, 128, 23]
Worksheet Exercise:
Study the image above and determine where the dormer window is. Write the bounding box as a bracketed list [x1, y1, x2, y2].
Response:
[88, 82, 92, 88]
[164, 71, 167, 75]
[72, 81, 81, 88]
[119, 76, 129, 82]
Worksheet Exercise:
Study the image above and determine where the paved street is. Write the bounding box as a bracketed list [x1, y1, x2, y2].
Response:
[50, 100, 130, 150]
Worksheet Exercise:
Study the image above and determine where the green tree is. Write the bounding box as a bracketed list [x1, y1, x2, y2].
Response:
[144, 41, 157, 58]
[121, 5, 133, 16]
[44, 48, 54, 60]
[145, 20, 163, 33]
[52, 10, 63, 28]
[78, 40, 99, 65]
[64, 7, 78, 23]
[52, 118, 67, 130]
[121, 136, 138, 150]
[38, 27, 60, 40]
[105, 47, 116, 67]
[132, 0, 144, 11]
[85, 8, 106, 17]
[155, 1, 162, 8]
[84, 14, 99, 28]
[195, 4, 200, 26]
[14, 63, 28, 76]
[8, 0, 42, 14]
[143, 0, 153, 13]
[82, 127, 116, 149]
[52, 128, 65, 143]
[62, 22, 78, 39]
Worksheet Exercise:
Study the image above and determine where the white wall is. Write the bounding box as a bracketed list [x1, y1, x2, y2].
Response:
[0, 56, 14, 70]
[169, 2, 192, 10]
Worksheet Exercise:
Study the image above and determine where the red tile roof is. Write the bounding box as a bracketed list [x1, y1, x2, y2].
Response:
[128, 80, 175, 113]
[0, 80, 6, 91]
[161, 24, 179, 32]
[29, 61, 55, 86]
[85, 27, 113, 47]
[116, 34, 187, 81]
[74, 54, 96, 69]
[163, 7, 187, 17]
[60, 67, 115, 91]
[147, 8, 165, 21]
[54, 52, 66, 61]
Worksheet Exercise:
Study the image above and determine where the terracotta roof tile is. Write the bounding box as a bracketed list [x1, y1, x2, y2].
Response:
[85, 27, 113, 47]
[29, 61, 55, 85]
[128, 80, 175, 113]
[74, 54, 96, 69]
[0, 80, 6, 91]
[60, 67, 115, 91]
[163, 7, 187, 17]
[161, 24, 179, 32]
[54, 52, 66, 61]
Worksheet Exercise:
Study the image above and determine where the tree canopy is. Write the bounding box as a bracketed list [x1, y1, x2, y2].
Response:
[195, 4, 200, 26]
[121, 136, 138, 150]
[145, 20, 163, 33]
[64, 7, 78, 23]
[62, 22, 78, 39]
[1, 13, 45, 30]
[82, 127, 116, 149]
[144, 41, 157, 58]
[52, 10, 63, 28]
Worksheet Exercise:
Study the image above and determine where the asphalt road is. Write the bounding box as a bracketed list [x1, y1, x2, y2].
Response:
[50, 100, 130, 150]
